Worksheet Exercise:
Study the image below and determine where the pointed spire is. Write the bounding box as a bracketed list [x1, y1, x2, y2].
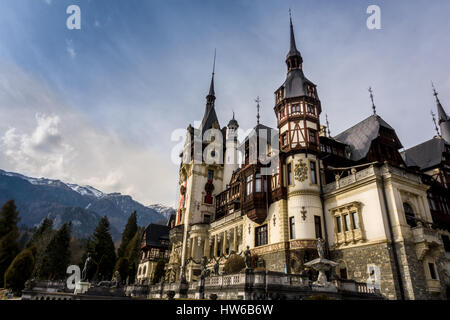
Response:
[368, 87, 377, 115]
[255, 96, 261, 125]
[431, 110, 440, 137]
[207, 49, 216, 98]
[432, 82, 449, 123]
[286, 10, 303, 71]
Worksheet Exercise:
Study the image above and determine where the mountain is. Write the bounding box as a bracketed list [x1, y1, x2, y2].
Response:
[0, 169, 175, 240]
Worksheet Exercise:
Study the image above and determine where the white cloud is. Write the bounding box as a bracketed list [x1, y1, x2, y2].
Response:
[0, 64, 177, 206]
[66, 39, 76, 59]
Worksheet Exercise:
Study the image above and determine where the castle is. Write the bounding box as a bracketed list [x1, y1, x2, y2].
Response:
[164, 15, 450, 300]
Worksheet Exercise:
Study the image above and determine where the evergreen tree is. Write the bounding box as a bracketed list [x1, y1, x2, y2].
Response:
[36, 223, 71, 280]
[27, 218, 53, 249]
[26, 218, 54, 277]
[92, 216, 116, 281]
[152, 259, 166, 284]
[113, 257, 129, 284]
[4, 247, 36, 295]
[125, 228, 143, 283]
[118, 211, 138, 258]
[0, 200, 20, 288]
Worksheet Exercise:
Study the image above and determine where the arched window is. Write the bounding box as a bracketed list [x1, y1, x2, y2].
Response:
[403, 203, 417, 227]
[143, 265, 147, 276]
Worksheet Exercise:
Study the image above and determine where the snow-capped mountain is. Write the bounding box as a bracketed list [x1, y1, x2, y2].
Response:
[0, 169, 175, 240]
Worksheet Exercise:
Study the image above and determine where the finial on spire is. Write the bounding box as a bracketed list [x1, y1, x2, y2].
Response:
[255, 96, 261, 125]
[207, 49, 216, 98]
[325, 114, 331, 137]
[369, 87, 376, 115]
[431, 110, 440, 137]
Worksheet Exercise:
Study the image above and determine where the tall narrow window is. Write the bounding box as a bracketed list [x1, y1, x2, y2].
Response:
[351, 211, 359, 229]
[336, 216, 342, 233]
[208, 169, 214, 181]
[289, 217, 296, 239]
[428, 262, 437, 280]
[309, 129, 317, 145]
[403, 203, 417, 227]
[343, 214, 350, 231]
[255, 225, 268, 247]
[314, 216, 322, 239]
[246, 175, 253, 196]
[255, 174, 262, 192]
[287, 163, 293, 185]
[310, 161, 317, 184]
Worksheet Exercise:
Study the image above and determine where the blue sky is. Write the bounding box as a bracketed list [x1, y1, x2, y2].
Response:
[0, 0, 449, 206]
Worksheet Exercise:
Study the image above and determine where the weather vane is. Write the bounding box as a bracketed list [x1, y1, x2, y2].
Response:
[255, 96, 261, 125]
[368, 87, 376, 115]
[325, 114, 331, 137]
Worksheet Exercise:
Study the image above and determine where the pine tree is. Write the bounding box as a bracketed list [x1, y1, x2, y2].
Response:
[113, 257, 129, 284]
[27, 218, 53, 249]
[26, 218, 54, 278]
[36, 223, 72, 280]
[0, 200, 20, 288]
[4, 247, 36, 295]
[118, 211, 138, 258]
[92, 216, 116, 281]
[125, 228, 143, 283]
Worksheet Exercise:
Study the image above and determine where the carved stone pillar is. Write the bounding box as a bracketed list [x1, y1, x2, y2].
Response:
[204, 236, 210, 258]
[233, 227, 238, 252]
[222, 232, 227, 255]
[213, 235, 218, 257]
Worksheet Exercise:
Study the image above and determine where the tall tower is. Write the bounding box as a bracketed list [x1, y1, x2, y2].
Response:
[433, 84, 450, 144]
[273, 13, 325, 245]
[223, 113, 240, 189]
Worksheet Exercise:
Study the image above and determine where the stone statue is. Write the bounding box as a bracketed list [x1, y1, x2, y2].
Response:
[244, 246, 251, 268]
[81, 253, 92, 282]
[316, 238, 325, 260]
[200, 256, 208, 279]
[113, 270, 121, 287]
[213, 260, 220, 275]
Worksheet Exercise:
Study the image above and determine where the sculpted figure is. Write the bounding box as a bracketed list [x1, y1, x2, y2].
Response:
[81, 253, 92, 282]
[244, 246, 251, 268]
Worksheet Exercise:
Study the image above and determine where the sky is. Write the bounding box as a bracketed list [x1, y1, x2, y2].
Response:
[0, 0, 449, 207]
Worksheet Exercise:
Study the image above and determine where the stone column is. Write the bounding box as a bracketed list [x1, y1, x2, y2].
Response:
[213, 235, 218, 257]
[191, 236, 196, 259]
[222, 232, 227, 255]
[203, 236, 210, 258]
[233, 227, 238, 252]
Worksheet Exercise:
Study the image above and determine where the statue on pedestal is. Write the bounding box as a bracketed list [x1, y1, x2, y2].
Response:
[244, 246, 251, 269]
[316, 238, 325, 260]
[81, 253, 92, 282]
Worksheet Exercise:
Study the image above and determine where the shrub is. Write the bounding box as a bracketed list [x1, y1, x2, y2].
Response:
[224, 254, 245, 274]
[4, 248, 35, 296]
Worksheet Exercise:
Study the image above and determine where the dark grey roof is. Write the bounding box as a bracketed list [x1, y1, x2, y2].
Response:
[143, 223, 170, 248]
[242, 123, 277, 146]
[402, 137, 446, 170]
[334, 114, 396, 161]
[200, 104, 219, 134]
[280, 69, 316, 99]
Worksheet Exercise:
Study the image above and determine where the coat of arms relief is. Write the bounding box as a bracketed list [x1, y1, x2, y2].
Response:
[294, 159, 308, 182]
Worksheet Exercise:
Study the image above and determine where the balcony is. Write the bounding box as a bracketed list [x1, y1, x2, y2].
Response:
[411, 222, 442, 261]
